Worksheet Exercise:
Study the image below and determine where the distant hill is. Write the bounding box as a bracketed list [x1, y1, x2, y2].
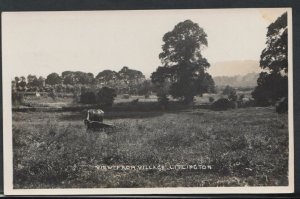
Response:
[208, 60, 261, 77]
[213, 72, 259, 88]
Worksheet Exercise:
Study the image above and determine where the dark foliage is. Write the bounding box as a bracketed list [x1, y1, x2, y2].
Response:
[260, 13, 288, 74]
[252, 12, 288, 107]
[211, 98, 233, 111]
[80, 91, 97, 104]
[97, 87, 117, 108]
[96, 70, 118, 85]
[238, 99, 255, 108]
[49, 90, 57, 101]
[222, 85, 234, 95]
[151, 20, 214, 104]
[222, 85, 236, 101]
[79, 87, 116, 108]
[62, 71, 94, 85]
[157, 95, 169, 109]
[276, 97, 288, 114]
[252, 72, 288, 106]
[228, 92, 238, 102]
[136, 80, 153, 96]
[45, 73, 62, 86]
[13, 66, 147, 95]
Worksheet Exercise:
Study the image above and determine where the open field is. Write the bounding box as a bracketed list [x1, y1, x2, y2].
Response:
[17, 91, 252, 111]
[12, 105, 289, 188]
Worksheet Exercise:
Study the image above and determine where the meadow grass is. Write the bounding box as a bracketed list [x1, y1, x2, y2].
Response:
[12, 106, 289, 188]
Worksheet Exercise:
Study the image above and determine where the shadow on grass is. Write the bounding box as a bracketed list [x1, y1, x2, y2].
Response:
[110, 101, 207, 112]
[105, 111, 164, 119]
[16, 101, 214, 122]
[59, 101, 198, 121]
[59, 111, 165, 121]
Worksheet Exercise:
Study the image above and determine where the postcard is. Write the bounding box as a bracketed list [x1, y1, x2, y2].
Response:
[2, 8, 294, 195]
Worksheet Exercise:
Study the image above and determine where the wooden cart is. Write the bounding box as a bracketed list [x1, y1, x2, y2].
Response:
[83, 109, 114, 131]
[84, 119, 114, 130]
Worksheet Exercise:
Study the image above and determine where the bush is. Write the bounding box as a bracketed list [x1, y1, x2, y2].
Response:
[252, 86, 271, 107]
[157, 94, 169, 109]
[97, 87, 117, 108]
[122, 94, 130, 99]
[245, 99, 255, 107]
[238, 99, 255, 108]
[211, 98, 232, 111]
[239, 94, 245, 101]
[222, 86, 237, 101]
[209, 96, 215, 103]
[80, 91, 97, 104]
[228, 92, 238, 101]
[222, 85, 235, 95]
[131, 99, 139, 104]
[252, 72, 288, 107]
[79, 87, 116, 107]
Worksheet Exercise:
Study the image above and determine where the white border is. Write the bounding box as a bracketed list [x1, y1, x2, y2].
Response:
[287, 6, 294, 195]
[2, 8, 294, 195]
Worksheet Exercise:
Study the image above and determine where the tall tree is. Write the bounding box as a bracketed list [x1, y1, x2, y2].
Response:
[45, 73, 62, 85]
[75, 71, 94, 85]
[96, 70, 119, 85]
[118, 66, 145, 84]
[116, 66, 145, 94]
[27, 74, 39, 87]
[18, 76, 27, 91]
[37, 76, 45, 87]
[61, 71, 94, 85]
[62, 71, 76, 85]
[252, 12, 288, 106]
[260, 12, 288, 74]
[151, 20, 214, 103]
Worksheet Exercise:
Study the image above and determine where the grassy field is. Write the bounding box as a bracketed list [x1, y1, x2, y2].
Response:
[12, 104, 289, 188]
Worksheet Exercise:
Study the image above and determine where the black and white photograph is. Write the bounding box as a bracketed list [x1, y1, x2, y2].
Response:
[2, 8, 294, 194]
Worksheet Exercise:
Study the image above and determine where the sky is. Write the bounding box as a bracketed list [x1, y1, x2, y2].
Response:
[2, 8, 288, 79]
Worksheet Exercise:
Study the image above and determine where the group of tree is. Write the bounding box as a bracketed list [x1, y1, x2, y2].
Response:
[252, 12, 288, 111]
[95, 66, 149, 94]
[12, 66, 152, 95]
[13, 76, 45, 92]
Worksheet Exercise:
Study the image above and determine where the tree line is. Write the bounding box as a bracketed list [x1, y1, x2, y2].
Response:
[12, 66, 152, 96]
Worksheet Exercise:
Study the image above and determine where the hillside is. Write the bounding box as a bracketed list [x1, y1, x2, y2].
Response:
[213, 72, 259, 88]
[208, 60, 261, 77]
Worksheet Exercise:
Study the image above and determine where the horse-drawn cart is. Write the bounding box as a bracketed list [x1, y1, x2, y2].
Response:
[84, 109, 114, 131]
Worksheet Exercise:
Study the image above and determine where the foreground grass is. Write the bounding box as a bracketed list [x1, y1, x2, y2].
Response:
[12, 107, 289, 188]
